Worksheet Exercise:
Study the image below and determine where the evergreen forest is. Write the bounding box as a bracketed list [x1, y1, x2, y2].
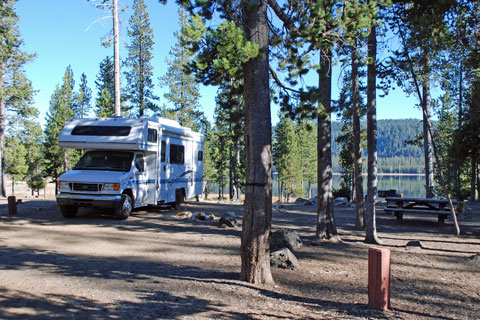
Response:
[331, 119, 425, 174]
[1, 0, 479, 281]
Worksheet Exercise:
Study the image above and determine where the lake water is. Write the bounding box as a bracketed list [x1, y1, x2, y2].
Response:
[211, 174, 427, 199]
[272, 174, 427, 199]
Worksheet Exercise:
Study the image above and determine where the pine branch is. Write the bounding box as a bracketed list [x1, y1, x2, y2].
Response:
[267, 0, 297, 33]
[268, 65, 302, 95]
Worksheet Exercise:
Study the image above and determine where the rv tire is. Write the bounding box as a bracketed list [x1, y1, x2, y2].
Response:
[173, 189, 184, 210]
[60, 205, 78, 218]
[115, 194, 132, 220]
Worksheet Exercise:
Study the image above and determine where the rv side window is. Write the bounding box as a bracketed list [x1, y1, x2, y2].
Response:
[198, 151, 203, 161]
[147, 128, 157, 143]
[72, 125, 131, 136]
[170, 144, 184, 164]
[135, 154, 145, 172]
[161, 141, 166, 162]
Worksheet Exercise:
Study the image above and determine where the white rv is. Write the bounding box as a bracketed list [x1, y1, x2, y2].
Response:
[56, 116, 204, 219]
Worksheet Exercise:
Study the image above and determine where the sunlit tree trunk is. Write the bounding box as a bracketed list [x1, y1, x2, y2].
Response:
[316, 47, 339, 241]
[240, 0, 274, 284]
[423, 53, 434, 198]
[0, 60, 6, 197]
[352, 40, 365, 229]
[365, 26, 381, 244]
[113, 0, 121, 115]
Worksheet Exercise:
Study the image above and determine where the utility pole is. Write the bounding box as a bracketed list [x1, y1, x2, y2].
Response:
[113, 0, 121, 116]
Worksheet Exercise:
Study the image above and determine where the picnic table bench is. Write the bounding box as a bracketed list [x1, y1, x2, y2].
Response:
[384, 197, 458, 223]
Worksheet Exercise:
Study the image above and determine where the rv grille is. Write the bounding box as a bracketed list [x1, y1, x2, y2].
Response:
[71, 183, 102, 192]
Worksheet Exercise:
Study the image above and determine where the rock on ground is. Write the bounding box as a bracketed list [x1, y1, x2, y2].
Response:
[270, 248, 299, 270]
[270, 229, 303, 252]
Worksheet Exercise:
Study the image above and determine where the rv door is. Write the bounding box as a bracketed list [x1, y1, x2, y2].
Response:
[159, 140, 168, 202]
[133, 153, 148, 206]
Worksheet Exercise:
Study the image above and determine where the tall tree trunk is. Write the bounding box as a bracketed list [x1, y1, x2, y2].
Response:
[0, 59, 6, 197]
[229, 125, 234, 200]
[477, 161, 479, 200]
[423, 54, 434, 198]
[113, 0, 121, 116]
[233, 142, 242, 201]
[240, 0, 273, 285]
[316, 47, 339, 241]
[455, 63, 463, 196]
[352, 41, 365, 229]
[365, 26, 381, 244]
[471, 157, 476, 201]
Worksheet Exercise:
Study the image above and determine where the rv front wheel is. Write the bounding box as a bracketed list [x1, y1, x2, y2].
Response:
[115, 194, 132, 220]
[60, 205, 78, 218]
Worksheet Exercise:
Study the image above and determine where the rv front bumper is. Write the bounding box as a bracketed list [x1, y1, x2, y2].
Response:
[56, 193, 123, 208]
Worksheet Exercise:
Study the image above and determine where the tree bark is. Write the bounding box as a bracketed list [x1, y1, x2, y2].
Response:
[233, 142, 242, 201]
[455, 63, 463, 197]
[477, 161, 479, 201]
[423, 54, 434, 198]
[229, 129, 233, 200]
[316, 47, 339, 241]
[113, 0, 121, 116]
[471, 157, 476, 201]
[0, 59, 6, 197]
[365, 26, 381, 244]
[240, 0, 274, 285]
[352, 41, 365, 230]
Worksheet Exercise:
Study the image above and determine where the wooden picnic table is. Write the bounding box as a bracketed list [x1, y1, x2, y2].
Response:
[384, 197, 458, 223]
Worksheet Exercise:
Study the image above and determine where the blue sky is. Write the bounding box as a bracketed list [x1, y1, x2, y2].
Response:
[15, 0, 424, 128]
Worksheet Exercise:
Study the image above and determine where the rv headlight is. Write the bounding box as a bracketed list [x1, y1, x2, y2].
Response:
[58, 181, 70, 190]
[103, 183, 120, 191]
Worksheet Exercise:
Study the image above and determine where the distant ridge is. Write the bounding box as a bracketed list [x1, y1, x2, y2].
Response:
[332, 119, 425, 174]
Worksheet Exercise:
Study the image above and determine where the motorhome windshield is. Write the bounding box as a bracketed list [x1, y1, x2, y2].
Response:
[73, 151, 134, 172]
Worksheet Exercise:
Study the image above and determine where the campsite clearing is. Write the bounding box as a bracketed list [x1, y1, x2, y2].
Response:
[0, 198, 479, 319]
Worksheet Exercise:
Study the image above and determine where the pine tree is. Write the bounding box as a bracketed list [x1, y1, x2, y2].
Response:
[5, 96, 43, 196]
[124, 0, 157, 118]
[336, 119, 354, 199]
[272, 0, 386, 242]
[180, 0, 273, 284]
[215, 80, 245, 201]
[96, 88, 114, 117]
[298, 121, 317, 199]
[93, 0, 122, 115]
[273, 116, 304, 202]
[388, 0, 456, 198]
[44, 66, 80, 192]
[3, 136, 27, 194]
[365, 25, 381, 244]
[160, 8, 202, 129]
[0, 0, 35, 197]
[200, 122, 216, 199]
[23, 119, 44, 196]
[210, 107, 230, 199]
[450, 0, 480, 200]
[95, 56, 115, 116]
[74, 73, 92, 118]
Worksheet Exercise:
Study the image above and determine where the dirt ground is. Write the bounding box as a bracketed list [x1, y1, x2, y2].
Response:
[0, 193, 479, 319]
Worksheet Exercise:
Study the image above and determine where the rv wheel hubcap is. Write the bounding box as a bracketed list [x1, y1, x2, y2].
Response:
[123, 198, 132, 213]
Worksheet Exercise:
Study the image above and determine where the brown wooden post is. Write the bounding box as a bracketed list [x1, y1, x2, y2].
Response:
[368, 247, 391, 310]
[8, 196, 17, 216]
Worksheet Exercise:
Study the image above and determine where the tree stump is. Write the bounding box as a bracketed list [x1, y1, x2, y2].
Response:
[8, 196, 17, 216]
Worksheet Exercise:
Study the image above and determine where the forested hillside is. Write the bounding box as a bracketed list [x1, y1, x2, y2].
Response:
[332, 119, 425, 174]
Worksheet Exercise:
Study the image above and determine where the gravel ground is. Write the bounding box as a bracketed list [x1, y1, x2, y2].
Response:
[0, 197, 479, 319]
